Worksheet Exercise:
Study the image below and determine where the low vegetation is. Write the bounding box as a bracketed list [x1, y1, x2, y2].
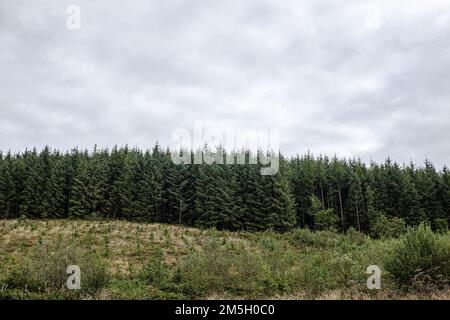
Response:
[0, 219, 448, 300]
[385, 224, 450, 291]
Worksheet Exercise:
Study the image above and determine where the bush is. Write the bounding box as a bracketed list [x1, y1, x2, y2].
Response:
[139, 249, 172, 290]
[291, 228, 337, 247]
[105, 278, 150, 299]
[5, 243, 109, 297]
[291, 228, 363, 249]
[106, 276, 185, 300]
[385, 223, 450, 290]
[345, 227, 367, 246]
[176, 238, 298, 297]
[177, 239, 264, 296]
[257, 237, 298, 292]
[369, 213, 406, 239]
[298, 248, 373, 294]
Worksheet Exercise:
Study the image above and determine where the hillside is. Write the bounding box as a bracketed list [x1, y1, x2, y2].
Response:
[0, 219, 449, 300]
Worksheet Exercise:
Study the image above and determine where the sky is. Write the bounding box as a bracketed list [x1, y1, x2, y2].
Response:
[1, 0, 450, 167]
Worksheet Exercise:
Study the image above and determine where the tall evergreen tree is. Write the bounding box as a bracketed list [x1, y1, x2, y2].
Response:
[0, 144, 449, 234]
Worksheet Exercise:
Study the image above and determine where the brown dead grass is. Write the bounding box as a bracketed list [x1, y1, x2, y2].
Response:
[0, 219, 253, 276]
[1, 219, 448, 300]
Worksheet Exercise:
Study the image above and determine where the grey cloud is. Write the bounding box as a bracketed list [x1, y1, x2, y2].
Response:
[1, 0, 450, 167]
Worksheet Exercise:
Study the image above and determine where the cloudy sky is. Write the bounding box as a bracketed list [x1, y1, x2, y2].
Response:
[1, 0, 450, 166]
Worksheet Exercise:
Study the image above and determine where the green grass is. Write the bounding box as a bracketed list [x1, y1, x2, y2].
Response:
[0, 219, 448, 300]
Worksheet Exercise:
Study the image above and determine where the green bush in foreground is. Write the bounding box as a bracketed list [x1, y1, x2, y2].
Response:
[139, 249, 172, 288]
[4, 243, 109, 297]
[175, 238, 299, 297]
[385, 223, 450, 290]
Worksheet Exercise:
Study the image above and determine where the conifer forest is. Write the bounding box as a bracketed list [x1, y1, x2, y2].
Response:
[1, 145, 448, 234]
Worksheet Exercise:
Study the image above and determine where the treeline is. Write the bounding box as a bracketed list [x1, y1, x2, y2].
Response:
[0, 145, 449, 234]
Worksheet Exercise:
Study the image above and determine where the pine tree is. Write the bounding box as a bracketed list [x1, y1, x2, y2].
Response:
[44, 152, 67, 218]
[398, 169, 420, 225]
[69, 152, 91, 218]
[290, 153, 316, 228]
[150, 144, 165, 223]
[330, 157, 347, 231]
[120, 150, 145, 220]
[347, 171, 364, 232]
[179, 162, 197, 226]
[265, 158, 297, 231]
[441, 166, 450, 224]
[134, 150, 156, 221]
[104, 146, 129, 219]
[169, 150, 196, 226]
[415, 160, 443, 227]
[161, 148, 180, 224]
[238, 153, 268, 231]
[0, 152, 17, 218]
[21, 148, 49, 218]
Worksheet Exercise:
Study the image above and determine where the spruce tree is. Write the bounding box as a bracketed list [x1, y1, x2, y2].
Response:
[0, 152, 17, 218]
[265, 157, 297, 232]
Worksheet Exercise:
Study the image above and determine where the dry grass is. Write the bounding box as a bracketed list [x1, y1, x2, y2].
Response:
[1, 219, 203, 274]
[0, 219, 256, 277]
[0, 219, 448, 300]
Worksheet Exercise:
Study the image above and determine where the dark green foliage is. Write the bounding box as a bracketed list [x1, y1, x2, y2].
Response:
[385, 224, 450, 289]
[289, 155, 449, 235]
[69, 148, 109, 219]
[0, 145, 449, 234]
[308, 196, 338, 231]
[0, 152, 18, 218]
[369, 212, 407, 239]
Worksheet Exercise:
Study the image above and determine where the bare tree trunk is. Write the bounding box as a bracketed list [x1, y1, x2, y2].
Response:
[355, 199, 361, 232]
[320, 181, 325, 208]
[338, 186, 344, 232]
[179, 199, 182, 225]
[300, 189, 305, 227]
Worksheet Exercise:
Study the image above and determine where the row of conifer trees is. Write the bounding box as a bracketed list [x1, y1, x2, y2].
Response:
[0, 145, 448, 233]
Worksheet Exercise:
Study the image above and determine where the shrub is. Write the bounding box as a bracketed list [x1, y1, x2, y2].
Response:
[139, 249, 172, 290]
[258, 236, 279, 251]
[345, 227, 367, 246]
[291, 228, 341, 248]
[369, 213, 406, 239]
[177, 239, 264, 296]
[5, 243, 109, 297]
[298, 249, 371, 294]
[105, 278, 150, 299]
[384, 223, 450, 290]
[106, 276, 185, 300]
[176, 238, 298, 297]
[290, 228, 315, 245]
[258, 237, 298, 292]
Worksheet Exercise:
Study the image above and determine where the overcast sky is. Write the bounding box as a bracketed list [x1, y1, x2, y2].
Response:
[1, 0, 450, 167]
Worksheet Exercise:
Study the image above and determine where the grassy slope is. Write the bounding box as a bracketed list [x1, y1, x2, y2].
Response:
[0, 219, 448, 300]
